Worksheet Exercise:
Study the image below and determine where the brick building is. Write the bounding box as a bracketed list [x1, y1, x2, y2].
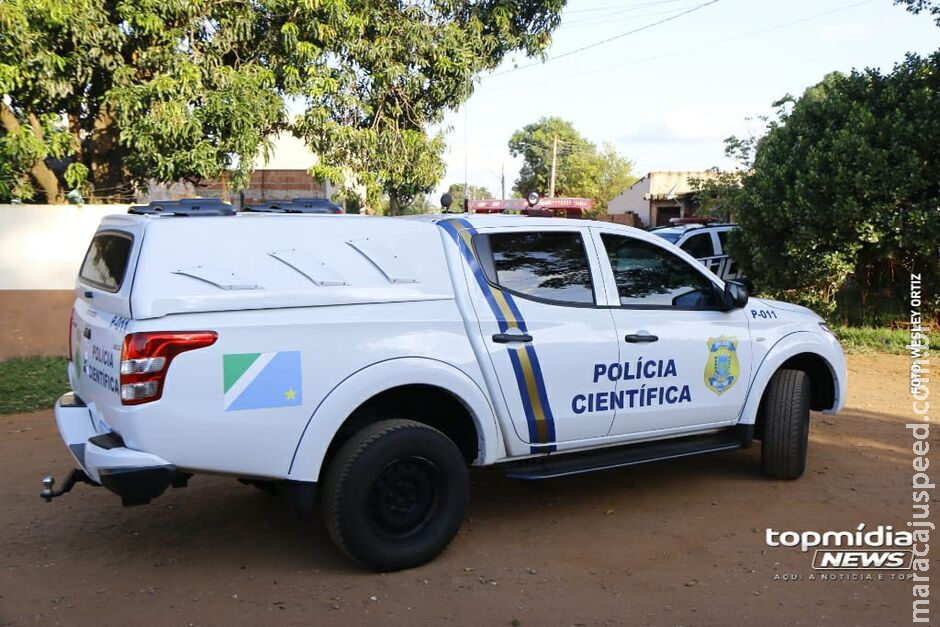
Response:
[139, 134, 334, 209]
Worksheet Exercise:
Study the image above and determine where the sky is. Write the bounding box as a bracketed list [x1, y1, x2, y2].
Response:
[433, 0, 939, 202]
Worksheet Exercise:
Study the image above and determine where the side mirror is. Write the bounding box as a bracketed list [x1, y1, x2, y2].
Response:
[722, 280, 749, 311]
[737, 277, 755, 293]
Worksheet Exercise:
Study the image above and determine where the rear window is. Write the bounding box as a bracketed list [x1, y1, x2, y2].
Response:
[79, 231, 134, 292]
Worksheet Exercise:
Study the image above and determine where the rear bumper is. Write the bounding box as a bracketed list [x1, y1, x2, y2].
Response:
[54, 392, 175, 503]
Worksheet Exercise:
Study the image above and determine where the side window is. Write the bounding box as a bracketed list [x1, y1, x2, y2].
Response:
[600, 233, 718, 308]
[680, 232, 715, 258]
[474, 231, 595, 305]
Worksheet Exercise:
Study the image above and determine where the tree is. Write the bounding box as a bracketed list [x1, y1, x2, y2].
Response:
[687, 135, 755, 222]
[508, 117, 635, 210]
[293, 1, 565, 215]
[0, 0, 287, 202]
[687, 169, 745, 224]
[0, 0, 565, 204]
[712, 52, 940, 322]
[895, 0, 940, 25]
[594, 142, 638, 213]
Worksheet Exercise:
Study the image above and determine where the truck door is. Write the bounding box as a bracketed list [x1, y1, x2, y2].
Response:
[440, 220, 619, 453]
[678, 230, 722, 277]
[590, 228, 752, 437]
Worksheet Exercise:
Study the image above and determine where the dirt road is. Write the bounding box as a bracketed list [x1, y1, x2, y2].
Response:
[0, 353, 933, 626]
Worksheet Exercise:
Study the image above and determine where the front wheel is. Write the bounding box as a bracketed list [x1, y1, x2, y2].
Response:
[322, 419, 469, 571]
[760, 369, 811, 479]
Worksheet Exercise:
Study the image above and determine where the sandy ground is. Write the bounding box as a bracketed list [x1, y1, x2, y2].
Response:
[0, 353, 935, 626]
[0, 291, 73, 361]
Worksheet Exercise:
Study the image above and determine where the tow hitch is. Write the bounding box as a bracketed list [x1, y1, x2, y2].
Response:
[40, 469, 97, 502]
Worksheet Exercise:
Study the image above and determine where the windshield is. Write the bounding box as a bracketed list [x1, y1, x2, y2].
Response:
[652, 230, 682, 244]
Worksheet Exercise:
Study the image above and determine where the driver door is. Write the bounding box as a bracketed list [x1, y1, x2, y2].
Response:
[589, 228, 753, 438]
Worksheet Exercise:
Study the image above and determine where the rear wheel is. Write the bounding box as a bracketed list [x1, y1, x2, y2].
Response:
[760, 369, 812, 479]
[322, 419, 469, 571]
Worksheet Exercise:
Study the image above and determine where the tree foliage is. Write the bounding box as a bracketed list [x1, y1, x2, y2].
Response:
[0, 0, 287, 201]
[508, 117, 635, 211]
[447, 182, 494, 208]
[895, 0, 940, 25]
[687, 135, 754, 222]
[0, 0, 565, 205]
[702, 52, 940, 322]
[296, 1, 565, 215]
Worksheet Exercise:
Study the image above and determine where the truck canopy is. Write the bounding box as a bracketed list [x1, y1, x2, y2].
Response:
[87, 213, 455, 320]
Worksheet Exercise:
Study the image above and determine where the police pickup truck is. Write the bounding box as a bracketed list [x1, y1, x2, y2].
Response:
[45, 202, 846, 571]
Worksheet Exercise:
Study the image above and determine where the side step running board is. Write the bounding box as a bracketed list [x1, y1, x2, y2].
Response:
[504, 429, 750, 480]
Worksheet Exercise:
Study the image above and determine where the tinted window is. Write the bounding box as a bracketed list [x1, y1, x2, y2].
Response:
[601, 233, 718, 308]
[475, 231, 595, 305]
[680, 232, 715, 258]
[79, 232, 133, 292]
[652, 230, 681, 244]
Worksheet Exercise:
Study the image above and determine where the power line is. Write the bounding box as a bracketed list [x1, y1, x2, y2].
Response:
[490, 0, 720, 77]
[482, 0, 875, 92]
[561, 0, 690, 25]
[560, 3, 708, 30]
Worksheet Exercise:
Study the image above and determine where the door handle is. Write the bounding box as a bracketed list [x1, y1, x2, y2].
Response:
[492, 332, 533, 344]
[624, 333, 658, 343]
[83, 327, 91, 339]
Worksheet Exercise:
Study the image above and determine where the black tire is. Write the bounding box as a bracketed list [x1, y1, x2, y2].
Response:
[322, 419, 469, 571]
[760, 369, 812, 479]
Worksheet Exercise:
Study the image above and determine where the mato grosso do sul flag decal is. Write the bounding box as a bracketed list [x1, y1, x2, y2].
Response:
[223, 351, 303, 411]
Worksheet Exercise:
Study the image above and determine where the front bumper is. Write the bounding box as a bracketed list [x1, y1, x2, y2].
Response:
[53, 392, 176, 504]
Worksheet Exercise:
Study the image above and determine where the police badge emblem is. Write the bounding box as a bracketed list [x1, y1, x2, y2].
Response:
[705, 336, 739, 395]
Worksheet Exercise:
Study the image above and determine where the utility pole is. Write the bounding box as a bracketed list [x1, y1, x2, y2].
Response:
[501, 163, 505, 200]
[464, 105, 469, 212]
[548, 134, 558, 198]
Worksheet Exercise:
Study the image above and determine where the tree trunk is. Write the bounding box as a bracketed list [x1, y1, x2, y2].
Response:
[68, 113, 84, 164]
[86, 104, 133, 202]
[388, 192, 400, 216]
[0, 103, 64, 203]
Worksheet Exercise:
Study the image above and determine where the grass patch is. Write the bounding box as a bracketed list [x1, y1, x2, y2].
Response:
[0, 356, 70, 414]
[832, 326, 910, 355]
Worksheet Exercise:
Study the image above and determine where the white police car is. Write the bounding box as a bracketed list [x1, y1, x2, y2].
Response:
[45, 201, 846, 570]
[651, 221, 740, 281]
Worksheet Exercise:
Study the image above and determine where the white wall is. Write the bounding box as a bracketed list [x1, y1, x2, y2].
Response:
[0, 204, 129, 289]
[607, 178, 652, 226]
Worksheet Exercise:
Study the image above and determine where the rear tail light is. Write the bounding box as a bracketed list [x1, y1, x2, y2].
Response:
[120, 331, 217, 405]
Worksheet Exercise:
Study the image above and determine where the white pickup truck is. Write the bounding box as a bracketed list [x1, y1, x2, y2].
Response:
[46, 205, 846, 571]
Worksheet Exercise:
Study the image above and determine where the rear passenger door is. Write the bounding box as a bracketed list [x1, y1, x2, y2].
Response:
[678, 230, 722, 276]
[456, 224, 620, 452]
